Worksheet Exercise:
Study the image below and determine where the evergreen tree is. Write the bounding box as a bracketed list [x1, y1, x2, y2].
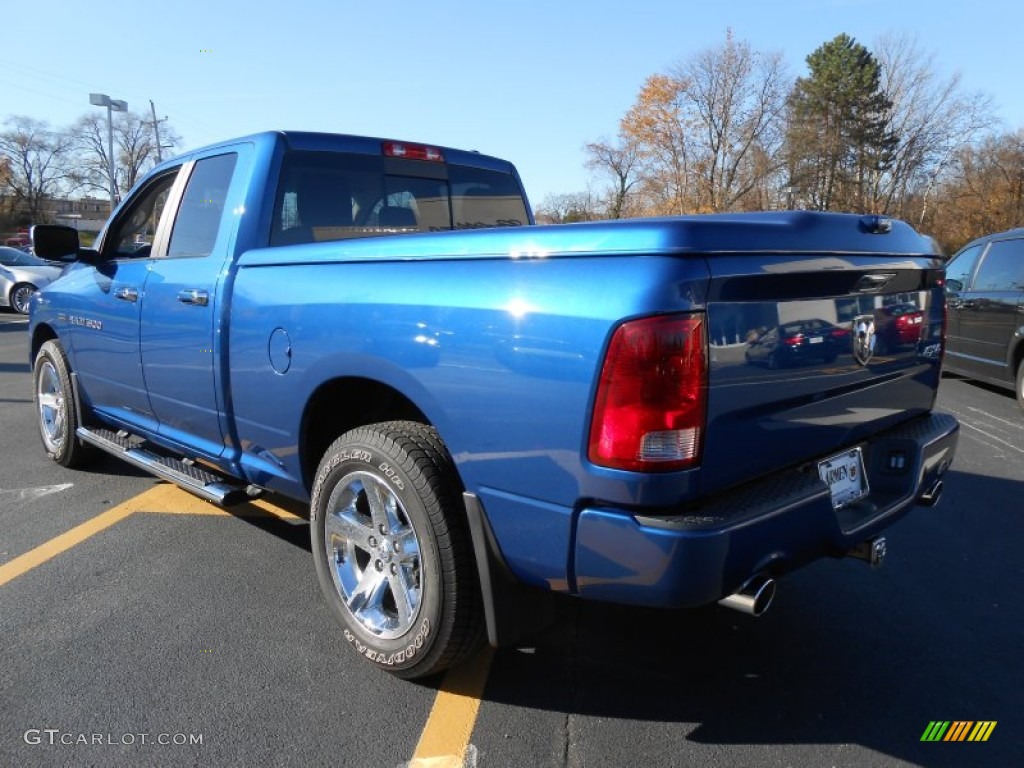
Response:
[786, 34, 898, 212]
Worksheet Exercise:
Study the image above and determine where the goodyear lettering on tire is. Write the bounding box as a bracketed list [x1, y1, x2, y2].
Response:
[343, 618, 431, 666]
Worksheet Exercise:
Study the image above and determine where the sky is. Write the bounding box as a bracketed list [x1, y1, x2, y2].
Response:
[2, 0, 1023, 207]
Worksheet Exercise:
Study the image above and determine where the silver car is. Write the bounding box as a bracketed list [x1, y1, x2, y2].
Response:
[0, 246, 64, 314]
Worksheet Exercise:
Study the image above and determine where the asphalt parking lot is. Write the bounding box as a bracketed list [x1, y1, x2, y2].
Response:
[1, 309, 1021, 767]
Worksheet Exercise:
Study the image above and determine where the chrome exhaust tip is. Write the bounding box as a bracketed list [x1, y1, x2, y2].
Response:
[918, 478, 943, 507]
[718, 574, 776, 617]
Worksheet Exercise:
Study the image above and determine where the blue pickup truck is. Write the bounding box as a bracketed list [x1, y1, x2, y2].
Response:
[29, 131, 958, 678]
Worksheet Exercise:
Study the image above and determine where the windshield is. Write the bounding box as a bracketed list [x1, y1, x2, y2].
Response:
[0, 247, 50, 267]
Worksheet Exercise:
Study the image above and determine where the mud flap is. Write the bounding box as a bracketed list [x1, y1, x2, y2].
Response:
[463, 492, 557, 647]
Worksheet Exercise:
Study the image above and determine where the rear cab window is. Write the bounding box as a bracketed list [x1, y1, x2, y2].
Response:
[270, 149, 529, 246]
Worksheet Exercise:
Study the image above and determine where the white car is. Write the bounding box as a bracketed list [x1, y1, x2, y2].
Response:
[0, 246, 64, 314]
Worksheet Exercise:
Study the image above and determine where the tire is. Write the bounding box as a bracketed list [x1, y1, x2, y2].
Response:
[10, 282, 36, 315]
[1016, 360, 1024, 413]
[32, 340, 98, 468]
[310, 421, 484, 678]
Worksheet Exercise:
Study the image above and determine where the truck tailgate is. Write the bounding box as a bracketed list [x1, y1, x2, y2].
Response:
[701, 253, 945, 495]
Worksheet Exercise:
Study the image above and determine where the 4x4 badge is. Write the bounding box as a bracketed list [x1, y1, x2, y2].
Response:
[853, 314, 875, 365]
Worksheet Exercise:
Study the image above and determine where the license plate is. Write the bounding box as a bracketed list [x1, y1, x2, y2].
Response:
[808, 336, 824, 344]
[818, 448, 868, 509]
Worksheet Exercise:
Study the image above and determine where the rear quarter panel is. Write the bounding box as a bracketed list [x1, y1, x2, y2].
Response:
[228, 251, 711, 504]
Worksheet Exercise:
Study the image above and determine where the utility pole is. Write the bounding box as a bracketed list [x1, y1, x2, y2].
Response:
[150, 100, 165, 163]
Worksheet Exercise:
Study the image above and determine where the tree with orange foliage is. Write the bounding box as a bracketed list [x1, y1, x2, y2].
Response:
[619, 30, 789, 215]
[924, 130, 1024, 253]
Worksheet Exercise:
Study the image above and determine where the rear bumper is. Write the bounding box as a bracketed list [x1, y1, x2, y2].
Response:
[572, 411, 958, 608]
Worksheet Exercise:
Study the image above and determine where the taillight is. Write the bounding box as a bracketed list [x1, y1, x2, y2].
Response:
[783, 334, 804, 346]
[382, 141, 444, 162]
[588, 313, 707, 472]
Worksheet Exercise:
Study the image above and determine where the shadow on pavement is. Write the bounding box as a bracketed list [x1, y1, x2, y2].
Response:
[477, 467, 1020, 767]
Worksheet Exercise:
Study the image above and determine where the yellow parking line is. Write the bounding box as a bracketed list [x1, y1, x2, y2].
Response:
[0, 484, 171, 587]
[0, 483, 304, 587]
[249, 497, 305, 522]
[135, 486, 305, 522]
[131, 483, 226, 515]
[410, 647, 494, 767]
[4, 480, 492, 765]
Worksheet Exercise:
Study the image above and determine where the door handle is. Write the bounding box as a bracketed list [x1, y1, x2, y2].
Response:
[177, 289, 209, 307]
[114, 286, 138, 303]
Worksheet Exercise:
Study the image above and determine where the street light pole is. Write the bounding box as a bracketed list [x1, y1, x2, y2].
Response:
[89, 93, 128, 213]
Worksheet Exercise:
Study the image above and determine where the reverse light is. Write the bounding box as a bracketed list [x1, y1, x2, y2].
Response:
[382, 141, 445, 162]
[588, 313, 707, 472]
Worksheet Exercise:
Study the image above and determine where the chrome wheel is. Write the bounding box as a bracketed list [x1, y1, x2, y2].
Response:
[36, 359, 66, 453]
[11, 283, 36, 314]
[324, 470, 422, 639]
[311, 422, 484, 678]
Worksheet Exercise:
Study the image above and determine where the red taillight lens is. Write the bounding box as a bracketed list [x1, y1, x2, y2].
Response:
[382, 141, 444, 162]
[783, 334, 803, 346]
[588, 314, 707, 472]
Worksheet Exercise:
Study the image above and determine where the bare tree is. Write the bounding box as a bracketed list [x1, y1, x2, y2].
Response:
[534, 191, 601, 224]
[619, 30, 789, 215]
[585, 136, 640, 219]
[0, 116, 75, 224]
[70, 110, 181, 201]
[679, 29, 789, 211]
[873, 32, 996, 221]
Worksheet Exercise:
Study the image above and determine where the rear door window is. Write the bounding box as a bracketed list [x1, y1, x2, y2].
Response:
[166, 153, 238, 259]
[971, 239, 1024, 292]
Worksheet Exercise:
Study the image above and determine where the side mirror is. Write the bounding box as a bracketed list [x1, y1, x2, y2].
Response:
[31, 224, 81, 261]
[945, 278, 963, 293]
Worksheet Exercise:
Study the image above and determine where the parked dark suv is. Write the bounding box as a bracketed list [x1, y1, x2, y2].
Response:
[943, 229, 1024, 410]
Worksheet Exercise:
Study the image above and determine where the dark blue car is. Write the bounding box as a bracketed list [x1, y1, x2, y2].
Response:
[745, 319, 851, 368]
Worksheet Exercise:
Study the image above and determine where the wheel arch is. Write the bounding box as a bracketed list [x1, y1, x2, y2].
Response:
[1011, 335, 1024, 378]
[299, 376, 444, 493]
[30, 323, 59, 363]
